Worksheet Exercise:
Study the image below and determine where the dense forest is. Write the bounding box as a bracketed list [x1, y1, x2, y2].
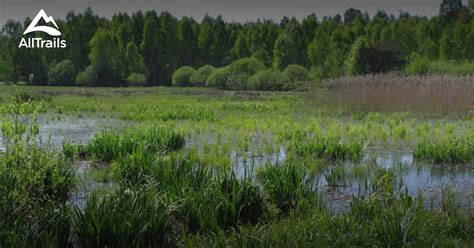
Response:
[0, 0, 473, 87]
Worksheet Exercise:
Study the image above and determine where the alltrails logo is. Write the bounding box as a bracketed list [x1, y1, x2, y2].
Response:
[18, 9, 67, 48]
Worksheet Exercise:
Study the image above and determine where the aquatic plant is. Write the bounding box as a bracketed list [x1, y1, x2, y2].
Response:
[72, 183, 177, 247]
[258, 163, 318, 214]
[290, 136, 364, 161]
[0, 91, 75, 246]
[414, 137, 473, 164]
[87, 127, 185, 162]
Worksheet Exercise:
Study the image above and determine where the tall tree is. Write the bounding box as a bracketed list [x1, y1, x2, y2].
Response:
[141, 14, 161, 85]
[131, 11, 145, 46]
[89, 29, 122, 85]
[64, 8, 98, 71]
[0, 21, 23, 83]
[440, 0, 464, 17]
[177, 17, 199, 67]
[230, 33, 251, 59]
[273, 32, 296, 70]
[285, 18, 307, 66]
[198, 15, 218, 65]
[158, 11, 179, 85]
[126, 42, 145, 75]
[301, 14, 318, 47]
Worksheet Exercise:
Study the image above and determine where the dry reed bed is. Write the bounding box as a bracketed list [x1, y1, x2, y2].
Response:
[325, 74, 474, 115]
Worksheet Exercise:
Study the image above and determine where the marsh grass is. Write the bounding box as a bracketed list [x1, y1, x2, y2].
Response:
[87, 127, 185, 162]
[122, 104, 216, 121]
[0, 91, 75, 246]
[289, 136, 364, 161]
[185, 190, 473, 247]
[1, 85, 473, 246]
[72, 183, 178, 247]
[258, 163, 320, 214]
[183, 174, 266, 233]
[326, 74, 474, 116]
[414, 137, 473, 164]
[111, 151, 266, 233]
[325, 166, 350, 187]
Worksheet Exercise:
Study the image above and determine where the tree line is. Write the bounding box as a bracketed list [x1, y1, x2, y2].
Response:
[0, 0, 473, 87]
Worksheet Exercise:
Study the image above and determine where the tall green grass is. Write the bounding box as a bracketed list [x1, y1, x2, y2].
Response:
[414, 137, 473, 164]
[185, 191, 473, 247]
[112, 151, 266, 233]
[87, 127, 185, 162]
[73, 183, 177, 247]
[258, 163, 319, 214]
[122, 104, 216, 121]
[0, 91, 75, 246]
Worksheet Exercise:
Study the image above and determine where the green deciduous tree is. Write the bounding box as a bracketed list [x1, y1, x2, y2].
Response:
[177, 17, 199, 67]
[141, 14, 161, 85]
[230, 33, 251, 59]
[126, 42, 146, 75]
[273, 33, 297, 70]
[89, 29, 123, 86]
[48, 60, 76, 85]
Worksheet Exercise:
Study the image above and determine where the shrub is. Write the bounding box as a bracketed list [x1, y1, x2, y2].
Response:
[48, 60, 76, 86]
[249, 69, 290, 91]
[226, 73, 252, 90]
[206, 67, 230, 89]
[172, 66, 196, 87]
[226, 57, 266, 90]
[283, 64, 309, 82]
[190, 65, 215, 86]
[406, 53, 430, 75]
[228, 57, 265, 76]
[30, 61, 48, 86]
[126, 73, 146, 86]
[345, 38, 404, 75]
[251, 49, 272, 67]
[75, 65, 96, 86]
[427, 60, 474, 75]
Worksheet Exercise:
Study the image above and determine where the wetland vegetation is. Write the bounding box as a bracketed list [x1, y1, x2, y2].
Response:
[0, 74, 473, 246]
[0, 0, 473, 246]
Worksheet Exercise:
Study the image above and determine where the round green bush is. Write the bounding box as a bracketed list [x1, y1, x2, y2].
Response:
[206, 67, 230, 89]
[48, 59, 76, 86]
[190, 65, 215, 87]
[227, 73, 252, 90]
[251, 49, 271, 67]
[172, 66, 196, 87]
[406, 53, 430, 75]
[228, 57, 265, 76]
[283, 64, 309, 82]
[126, 73, 147, 86]
[75, 66, 96, 86]
[249, 69, 290, 91]
[226, 57, 265, 90]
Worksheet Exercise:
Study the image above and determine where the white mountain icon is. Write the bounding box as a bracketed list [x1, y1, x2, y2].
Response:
[23, 9, 61, 36]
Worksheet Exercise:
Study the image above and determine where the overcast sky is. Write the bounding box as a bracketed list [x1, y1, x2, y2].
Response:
[0, 0, 469, 25]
